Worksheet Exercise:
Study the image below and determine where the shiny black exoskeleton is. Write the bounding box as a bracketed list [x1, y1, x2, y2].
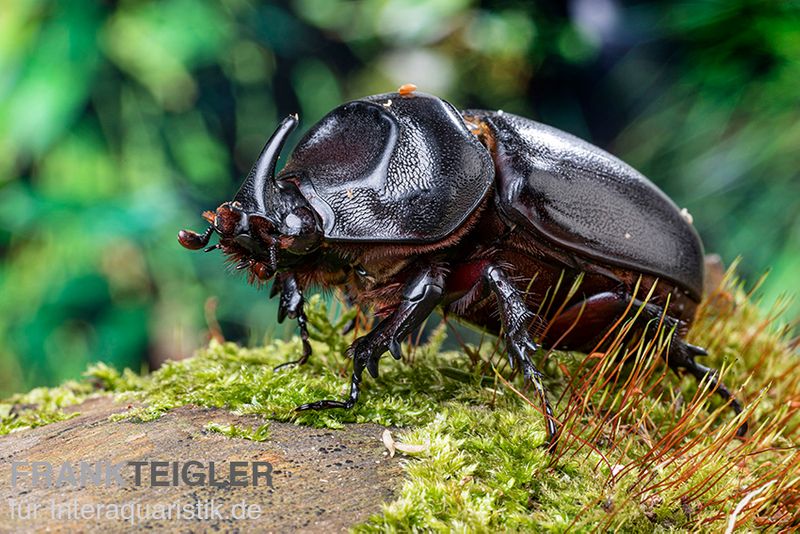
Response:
[179, 88, 745, 448]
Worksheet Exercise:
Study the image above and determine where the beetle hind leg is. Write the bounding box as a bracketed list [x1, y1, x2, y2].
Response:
[484, 265, 559, 449]
[665, 339, 747, 436]
[544, 291, 747, 436]
[623, 297, 747, 436]
[625, 297, 747, 436]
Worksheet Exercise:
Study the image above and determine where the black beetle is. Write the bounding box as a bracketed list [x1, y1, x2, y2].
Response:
[179, 87, 745, 447]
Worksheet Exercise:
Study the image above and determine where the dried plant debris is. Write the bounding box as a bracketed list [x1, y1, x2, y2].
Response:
[382, 429, 430, 458]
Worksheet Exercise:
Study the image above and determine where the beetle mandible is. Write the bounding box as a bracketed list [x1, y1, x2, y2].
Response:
[179, 88, 746, 447]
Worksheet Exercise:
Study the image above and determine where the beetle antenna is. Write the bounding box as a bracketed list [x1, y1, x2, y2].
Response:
[178, 226, 214, 250]
[204, 244, 220, 252]
[268, 246, 278, 271]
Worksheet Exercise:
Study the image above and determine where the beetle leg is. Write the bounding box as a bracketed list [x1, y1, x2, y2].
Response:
[295, 266, 446, 413]
[272, 273, 313, 371]
[484, 265, 559, 450]
[621, 296, 747, 436]
[339, 293, 359, 336]
[604, 294, 747, 435]
[665, 337, 747, 436]
[544, 291, 746, 436]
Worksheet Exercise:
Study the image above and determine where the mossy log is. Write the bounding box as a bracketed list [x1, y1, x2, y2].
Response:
[0, 395, 400, 532]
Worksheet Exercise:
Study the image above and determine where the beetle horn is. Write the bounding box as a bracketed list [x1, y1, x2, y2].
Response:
[234, 114, 299, 214]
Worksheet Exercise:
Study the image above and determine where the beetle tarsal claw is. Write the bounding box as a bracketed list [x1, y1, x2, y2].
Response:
[389, 339, 403, 360]
[295, 399, 355, 411]
[295, 364, 363, 413]
[519, 358, 559, 448]
[366, 358, 380, 378]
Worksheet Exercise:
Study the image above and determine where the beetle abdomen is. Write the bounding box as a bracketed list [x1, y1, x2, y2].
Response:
[465, 110, 705, 300]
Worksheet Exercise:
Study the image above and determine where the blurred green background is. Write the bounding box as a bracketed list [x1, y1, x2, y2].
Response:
[1, 0, 798, 395]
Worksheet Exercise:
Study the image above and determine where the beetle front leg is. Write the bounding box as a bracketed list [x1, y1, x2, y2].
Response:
[272, 273, 313, 370]
[484, 265, 559, 450]
[339, 293, 359, 336]
[295, 266, 446, 412]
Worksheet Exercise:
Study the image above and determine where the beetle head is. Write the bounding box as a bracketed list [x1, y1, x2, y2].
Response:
[178, 114, 322, 283]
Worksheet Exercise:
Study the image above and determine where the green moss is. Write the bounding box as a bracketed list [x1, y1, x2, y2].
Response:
[94, 298, 500, 429]
[0, 380, 94, 434]
[356, 403, 707, 532]
[2, 275, 798, 531]
[204, 421, 271, 442]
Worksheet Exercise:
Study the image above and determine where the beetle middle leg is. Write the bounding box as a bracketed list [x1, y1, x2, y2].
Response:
[295, 266, 446, 412]
[484, 265, 559, 449]
[272, 273, 313, 371]
[545, 291, 746, 436]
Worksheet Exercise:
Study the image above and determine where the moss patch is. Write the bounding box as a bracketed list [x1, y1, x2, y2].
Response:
[204, 421, 271, 442]
[0, 380, 94, 434]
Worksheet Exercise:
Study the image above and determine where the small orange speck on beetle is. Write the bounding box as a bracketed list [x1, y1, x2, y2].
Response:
[398, 83, 417, 96]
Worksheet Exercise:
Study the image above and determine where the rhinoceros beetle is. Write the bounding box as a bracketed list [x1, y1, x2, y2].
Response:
[179, 87, 746, 447]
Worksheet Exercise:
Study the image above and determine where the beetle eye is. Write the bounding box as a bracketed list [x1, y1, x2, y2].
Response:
[283, 207, 315, 236]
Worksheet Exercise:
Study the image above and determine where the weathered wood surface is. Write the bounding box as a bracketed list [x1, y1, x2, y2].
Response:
[0, 396, 402, 532]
